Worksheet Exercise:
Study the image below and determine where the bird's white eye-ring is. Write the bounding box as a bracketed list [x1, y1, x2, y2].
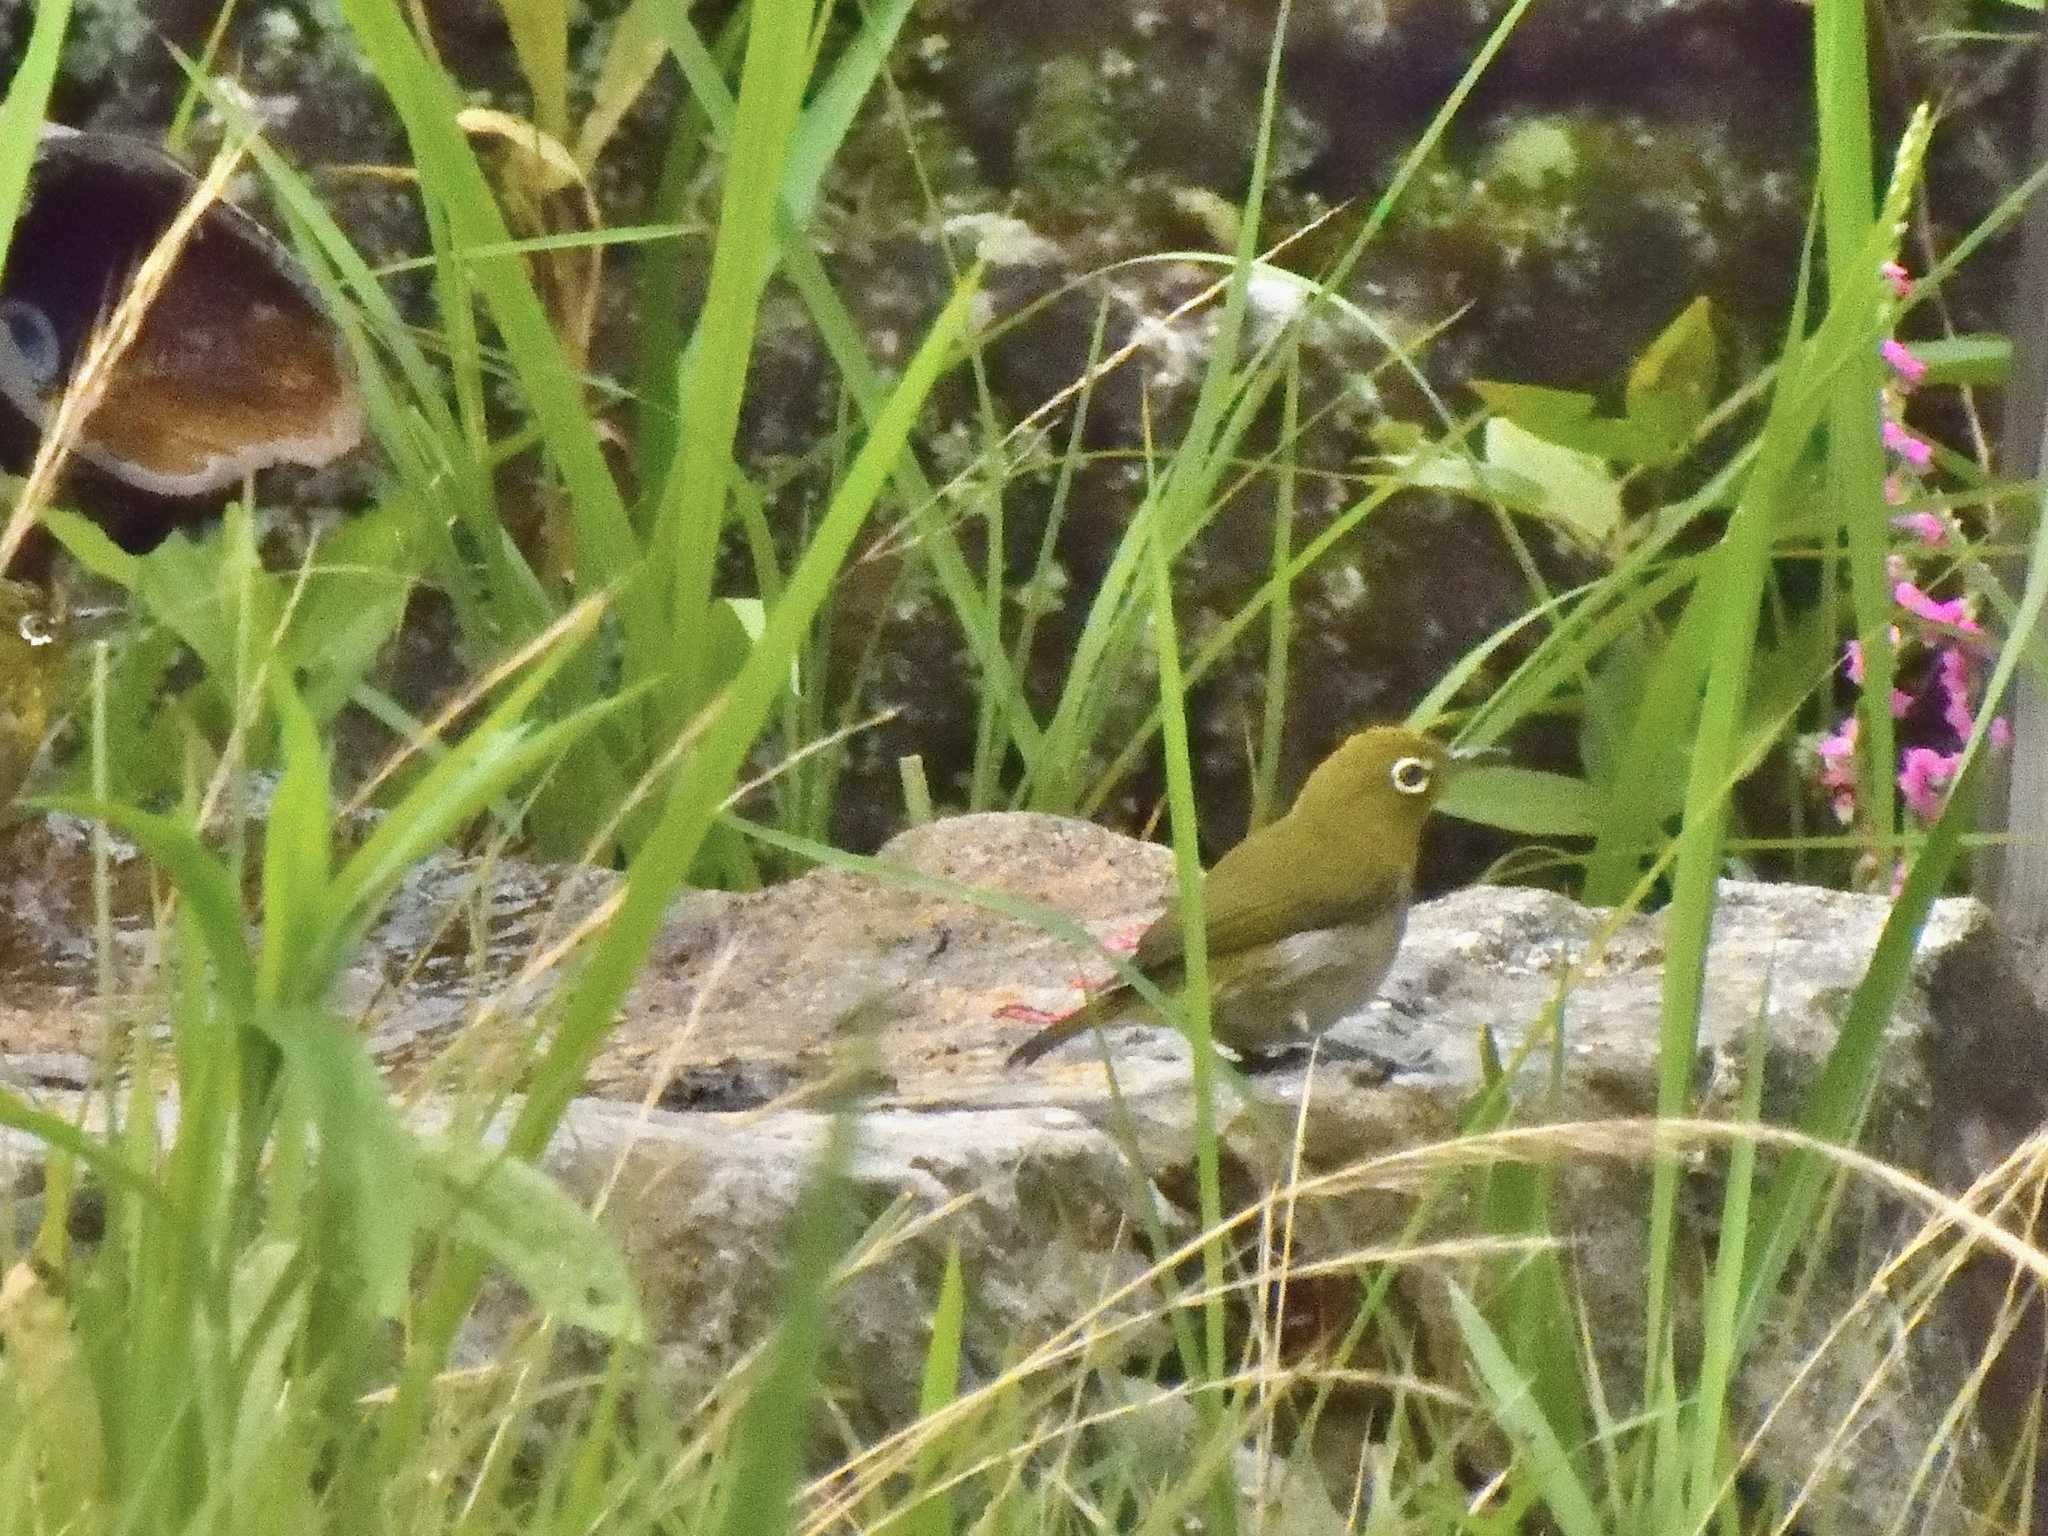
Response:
[1390, 756, 1434, 796]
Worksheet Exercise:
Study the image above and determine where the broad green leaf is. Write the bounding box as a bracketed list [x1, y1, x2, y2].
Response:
[1440, 765, 1600, 837]
[282, 499, 423, 722]
[1481, 418, 1624, 549]
[1905, 332, 2009, 387]
[133, 527, 285, 706]
[1469, 380, 1600, 439]
[267, 1005, 420, 1319]
[414, 1142, 645, 1341]
[1624, 296, 1717, 448]
[0, 1261, 104, 1519]
[1470, 379, 1663, 462]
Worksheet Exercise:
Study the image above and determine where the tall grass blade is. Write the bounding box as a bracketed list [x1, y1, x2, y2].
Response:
[715, 1119, 857, 1536]
[652, 0, 818, 714]
[514, 271, 976, 1156]
[1447, 1281, 1605, 1536]
[0, 0, 66, 270]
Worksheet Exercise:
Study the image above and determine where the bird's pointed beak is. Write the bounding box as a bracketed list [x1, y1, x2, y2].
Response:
[1448, 742, 1509, 770]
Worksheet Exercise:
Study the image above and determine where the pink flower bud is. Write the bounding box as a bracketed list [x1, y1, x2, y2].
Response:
[1894, 581, 1971, 630]
[1881, 338, 1927, 385]
[1898, 746, 1957, 820]
[1882, 419, 1934, 469]
[1938, 646, 1974, 740]
[1889, 510, 1945, 544]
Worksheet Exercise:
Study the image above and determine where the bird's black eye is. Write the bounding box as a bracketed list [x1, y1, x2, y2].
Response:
[0, 299, 60, 392]
[1390, 756, 1433, 795]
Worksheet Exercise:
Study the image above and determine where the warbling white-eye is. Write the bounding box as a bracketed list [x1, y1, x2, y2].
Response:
[1005, 726, 1474, 1068]
[0, 580, 56, 815]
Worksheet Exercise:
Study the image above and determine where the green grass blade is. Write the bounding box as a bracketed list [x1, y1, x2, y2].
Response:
[0, 0, 67, 273]
[883, 1242, 966, 1536]
[1447, 1281, 1605, 1536]
[651, 0, 818, 714]
[1688, 977, 1767, 1522]
[714, 1119, 857, 1536]
[334, 0, 650, 665]
[257, 675, 335, 1010]
[784, 0, 918, 227]
[512, 270, 976, 1158]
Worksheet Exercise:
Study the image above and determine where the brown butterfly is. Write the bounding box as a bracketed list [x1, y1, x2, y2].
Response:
[0, 127, 362, 571]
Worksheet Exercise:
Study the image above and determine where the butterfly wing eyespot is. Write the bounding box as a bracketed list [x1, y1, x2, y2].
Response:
[1390, 756, 1434, 795]
[0, 300, 61, 393]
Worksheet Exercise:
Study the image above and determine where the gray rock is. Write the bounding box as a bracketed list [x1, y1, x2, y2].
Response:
[501, 822, 2028, 1532]
[7, 810, 2029, 1525]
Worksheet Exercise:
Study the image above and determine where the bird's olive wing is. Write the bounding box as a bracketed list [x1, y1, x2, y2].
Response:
[1131, 829, 1406, 973]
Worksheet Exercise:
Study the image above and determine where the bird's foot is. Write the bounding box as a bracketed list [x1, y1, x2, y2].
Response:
[1380, 990, 1424, 1021]
[994, 1001, 1064, 1026]
[1103, 922, 1147, 954]
[993, 971, 1099, 1026]
[1231, 1044, 1312, 1074]
[1230, 1039, 1398, 1081]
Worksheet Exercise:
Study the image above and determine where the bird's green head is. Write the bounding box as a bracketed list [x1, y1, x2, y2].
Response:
[1290, 725, 1459, 859]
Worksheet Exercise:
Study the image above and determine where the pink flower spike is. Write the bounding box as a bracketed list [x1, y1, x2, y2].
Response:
[1880, 260, 1912, 298]
[1993, 716, 2013, 750]
[1895, 581, 1970, 629]
[1881, 338, 1927, 385]
[1816, 718, 1857, 764]
[1882, 419, 1934, 469]
[1938, 647, 1974, 740]
[1815, 720, 1860, 821]
[1891, 688, 1915, 718]
[1889, 510, 1945, 545]
[1898, 746, 1957, 820]
[1844, 630, 1906, 685]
